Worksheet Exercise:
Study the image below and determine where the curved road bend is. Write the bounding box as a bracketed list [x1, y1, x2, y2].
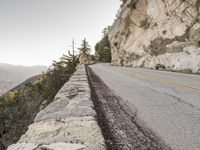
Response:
[89, 63, 200, 150]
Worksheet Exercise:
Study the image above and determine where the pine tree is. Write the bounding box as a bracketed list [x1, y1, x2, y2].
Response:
[95, 27, 111, 62]
[78, 38, 91, 54]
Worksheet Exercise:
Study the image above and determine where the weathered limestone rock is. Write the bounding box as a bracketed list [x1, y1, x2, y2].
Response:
[109, 0, 200, 73]
[79, 52, 94, 65]
[7, 143, 87, 150]
[7, 143, 39, 150]
[7, 65, 106, 150]
[19, 117, 105, 149]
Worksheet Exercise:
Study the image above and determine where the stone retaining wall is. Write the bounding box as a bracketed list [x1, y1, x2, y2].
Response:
[7, 65, 106, 150]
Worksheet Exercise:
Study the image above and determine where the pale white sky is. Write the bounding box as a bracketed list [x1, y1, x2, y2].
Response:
[0, 0, 120, 66]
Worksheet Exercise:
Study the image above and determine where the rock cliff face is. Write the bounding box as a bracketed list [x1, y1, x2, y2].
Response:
[109, 0, 200, 73]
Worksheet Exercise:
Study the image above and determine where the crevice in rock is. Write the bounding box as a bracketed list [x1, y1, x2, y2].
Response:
[127, 0, 139, 9]
[196, 0, 200, 11]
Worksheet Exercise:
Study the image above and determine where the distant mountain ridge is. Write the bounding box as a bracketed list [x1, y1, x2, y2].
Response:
[0, 63, 47, 95]
[10, 75, 40, 92]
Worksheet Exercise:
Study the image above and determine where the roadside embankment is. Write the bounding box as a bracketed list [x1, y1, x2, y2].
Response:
[7, 65, 106, 150]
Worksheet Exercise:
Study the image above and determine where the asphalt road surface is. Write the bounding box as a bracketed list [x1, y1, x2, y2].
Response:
[89, 63, 200, 150]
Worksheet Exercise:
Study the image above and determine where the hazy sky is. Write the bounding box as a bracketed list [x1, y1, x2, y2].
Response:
[0, 0, 120, 66]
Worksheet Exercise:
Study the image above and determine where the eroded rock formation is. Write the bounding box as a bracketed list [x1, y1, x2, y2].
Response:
[109, 0, 200, 73]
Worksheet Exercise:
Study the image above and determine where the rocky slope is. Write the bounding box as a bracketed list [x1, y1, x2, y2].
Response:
[109, 0, 200, 73]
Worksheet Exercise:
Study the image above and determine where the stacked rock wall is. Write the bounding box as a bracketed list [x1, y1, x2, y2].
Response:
[7, 65, 106, 150]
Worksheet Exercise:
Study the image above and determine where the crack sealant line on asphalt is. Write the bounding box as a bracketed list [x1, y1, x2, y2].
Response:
[111, 68, 200, 93]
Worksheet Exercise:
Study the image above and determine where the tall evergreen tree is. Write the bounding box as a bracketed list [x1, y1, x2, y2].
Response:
[95, 27, 111, 62]
[78, 38, 91, 54]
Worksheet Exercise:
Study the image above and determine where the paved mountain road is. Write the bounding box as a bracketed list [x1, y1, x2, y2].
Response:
[89, 63, 200, 150]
